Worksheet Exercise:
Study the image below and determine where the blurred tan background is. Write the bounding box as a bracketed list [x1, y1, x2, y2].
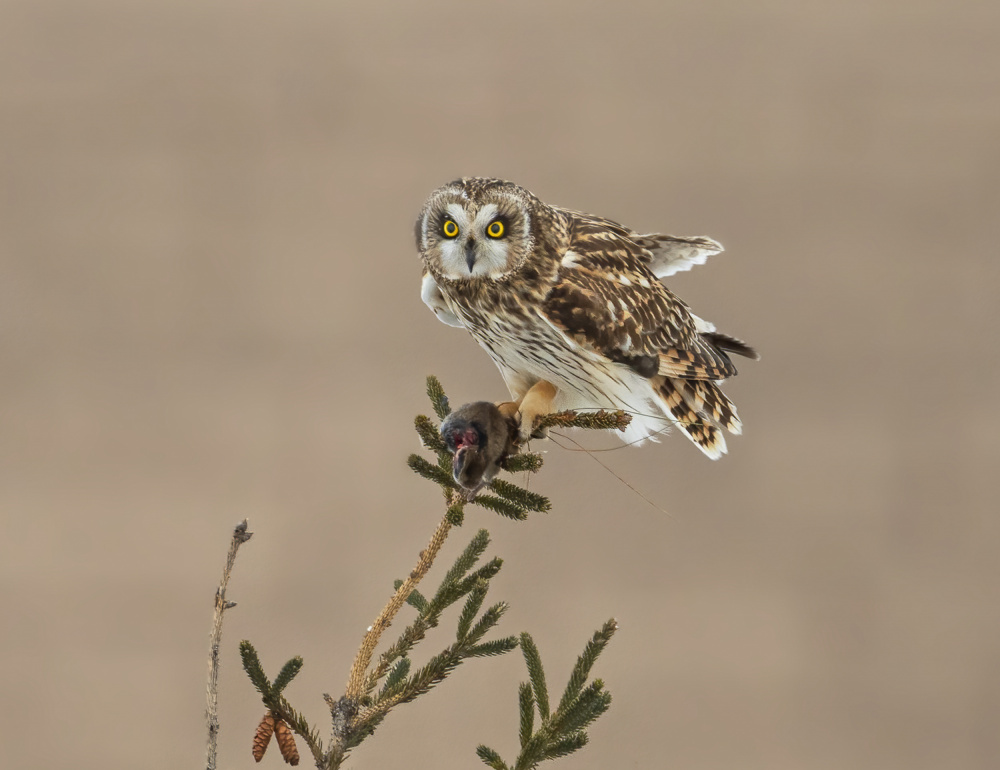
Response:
[2, 1, 998, 768]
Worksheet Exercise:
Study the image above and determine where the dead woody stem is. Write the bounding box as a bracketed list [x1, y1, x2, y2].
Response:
[206, 519, 253, 770]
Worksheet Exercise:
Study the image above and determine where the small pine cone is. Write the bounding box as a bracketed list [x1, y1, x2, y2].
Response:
[274, 718, 300, 766]
[252, 711, 275, 762]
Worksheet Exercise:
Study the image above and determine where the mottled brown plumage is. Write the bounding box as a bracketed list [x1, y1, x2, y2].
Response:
[417, 178, 757, 458]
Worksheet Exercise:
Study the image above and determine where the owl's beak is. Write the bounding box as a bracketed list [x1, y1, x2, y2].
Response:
[464, 241, 477, 272]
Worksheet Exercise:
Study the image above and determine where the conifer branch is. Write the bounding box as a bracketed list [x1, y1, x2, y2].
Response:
[399, 585, 428, 613]
[239, 641, 271, 700]
[343, 510, 454, 701]
[518, 683, 535, 749]
[233, 378, 619, 769]
[519, 634, 550, 719]
[271, 694, 326, 765]
[364, 535, 502, 695]
[350, 606, 516, 748]
[426, 375, 452, 420]
[408, 453, 460, 490]
[539, 733, 588, 761]
[471, 494, 530, 520]
[273, 657, 304, 695]
[378, 657, 411, 698]
[464, 602, 509, 646]
[557, 618, 617, 713]
[466, 637, 520, 658]
[457, 579, 490, 640]
[488, 478, 552, 513]
[438, 528, 491, 590]
[550, 680, 609, 736]
[500, 452, 544, 474]
[239, 641, 326, 765]
[480, 620, 618, 770]
[414, 414, 448, 453]
[455, 557, 504, 593]
[446, 501, 466, 526]
[477, 745, 512, 770]
[363, 616, 434, 695]
[324, 525, 516, 765]
[534, 409, 631, 433]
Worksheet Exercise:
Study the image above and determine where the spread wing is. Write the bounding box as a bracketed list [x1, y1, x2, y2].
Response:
[541, 212, 743, 381]
[633, 233, 723, 277]
[557, 209, 723, 277]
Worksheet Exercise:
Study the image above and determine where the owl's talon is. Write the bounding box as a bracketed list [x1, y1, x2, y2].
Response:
[495, 400, 521, 422]
[511, 380, 557, 443]
[496, 399, 538, 443]
[513, 413, 549, 443]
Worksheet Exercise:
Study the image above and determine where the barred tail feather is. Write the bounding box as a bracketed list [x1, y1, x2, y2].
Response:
[679, 379, 743, 436]
[654, 377, 743, 459]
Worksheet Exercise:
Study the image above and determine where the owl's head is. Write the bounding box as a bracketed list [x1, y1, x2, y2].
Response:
[416, 178, 538, 281]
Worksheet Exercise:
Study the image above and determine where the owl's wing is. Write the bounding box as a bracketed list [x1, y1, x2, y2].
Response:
[558, 209, 723, 277]
[541, 214, 740, 380]
[632, 233, 723, 277]
[421, 271, 465, 328]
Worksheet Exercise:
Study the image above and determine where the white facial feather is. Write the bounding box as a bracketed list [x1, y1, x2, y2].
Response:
[445, 202, 468, 223]
[470, 204, 511, 278]
[436, 201, 513, 280]
[437, 203, 471, 278]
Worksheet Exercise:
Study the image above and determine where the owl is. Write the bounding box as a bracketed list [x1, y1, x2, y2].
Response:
[416, 178, 757, 459]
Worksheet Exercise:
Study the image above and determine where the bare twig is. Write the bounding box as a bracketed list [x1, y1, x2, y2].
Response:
[206, 519, 253, 770]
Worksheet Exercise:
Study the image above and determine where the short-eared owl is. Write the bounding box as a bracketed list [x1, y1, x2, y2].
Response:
[416, 178, 757, 459]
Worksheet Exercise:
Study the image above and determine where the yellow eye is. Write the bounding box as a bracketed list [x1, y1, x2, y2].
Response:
[442, 219, 459, 238]
[486, 220, 505, 238]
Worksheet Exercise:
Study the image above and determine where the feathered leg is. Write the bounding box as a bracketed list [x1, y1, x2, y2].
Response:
[496, 379, 557, 441]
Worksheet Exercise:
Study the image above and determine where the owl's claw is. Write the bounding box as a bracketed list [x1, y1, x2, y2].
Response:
[495, 403, 544, 444]
[495, 400, 520, 423]
[497, 380, 558, 444]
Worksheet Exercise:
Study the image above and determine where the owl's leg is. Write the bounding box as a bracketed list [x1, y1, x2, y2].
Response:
[495, 378, 529, 423]
[511, 380, 557, 442]
[495, 399, 521, 422]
